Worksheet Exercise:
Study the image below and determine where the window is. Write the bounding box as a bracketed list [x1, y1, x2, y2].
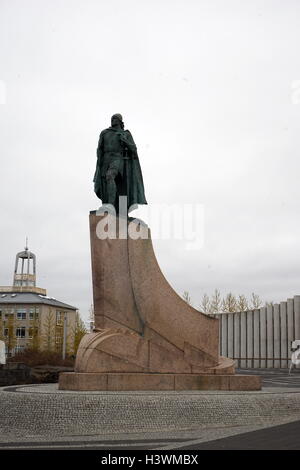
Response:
[16, 327, 26, 338]
[35, 307, 39, 319]
[56, 311, 63, 326]
[17, 308, 26, 320]
[55, 334, 63, 344]
[15, 345, 25, 354]
[29, 307, 39, 320]
[28, 327, 38, 338]
[5, 312, 14, 319]
[4, 328, 8, 337]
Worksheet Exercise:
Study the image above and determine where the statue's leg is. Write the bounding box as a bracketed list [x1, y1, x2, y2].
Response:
[105, 167, 118, 207]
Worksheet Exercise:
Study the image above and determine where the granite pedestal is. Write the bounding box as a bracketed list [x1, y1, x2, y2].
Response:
[59, 213, 261, 391]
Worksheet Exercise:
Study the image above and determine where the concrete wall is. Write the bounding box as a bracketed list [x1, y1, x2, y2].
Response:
[213, 295, 300, 369]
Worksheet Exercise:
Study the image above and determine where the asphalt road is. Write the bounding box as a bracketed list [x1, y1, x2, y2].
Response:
[183, 419, 300, 450]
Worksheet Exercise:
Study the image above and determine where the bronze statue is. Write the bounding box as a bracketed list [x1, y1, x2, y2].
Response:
[93, 114, 147, 213]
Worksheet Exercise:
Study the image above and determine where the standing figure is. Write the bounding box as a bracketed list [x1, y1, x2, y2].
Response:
[93, 114, 147, 213]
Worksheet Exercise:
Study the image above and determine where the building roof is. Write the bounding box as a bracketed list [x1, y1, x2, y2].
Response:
[0, 292, 77, 311]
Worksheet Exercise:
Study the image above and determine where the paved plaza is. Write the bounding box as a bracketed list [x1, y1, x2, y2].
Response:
[0, 370, 300, 450]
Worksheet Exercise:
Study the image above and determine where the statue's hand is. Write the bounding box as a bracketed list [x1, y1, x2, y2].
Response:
[118, 131, 137, 152]
[119, 133, 128, 143]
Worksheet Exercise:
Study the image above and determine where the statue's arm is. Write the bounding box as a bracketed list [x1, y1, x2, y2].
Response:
[120, 130, 138, 158]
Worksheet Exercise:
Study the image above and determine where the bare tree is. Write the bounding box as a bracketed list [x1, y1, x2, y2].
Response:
[29, 314, 40, 351]
[250, 293, 263, 309]
[42, 309, 55, 352]
[6, 313, 16, 355]
[199, 293, 211, 313]
[182, 291, 192, 305]
[237, 294, 249, 312]
[209, 289, 221, 313]
[71, 312, 87, 355]
[221, 292, 237, 312]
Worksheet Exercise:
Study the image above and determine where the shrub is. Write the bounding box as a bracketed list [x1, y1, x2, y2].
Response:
[8, 348, 75, 367]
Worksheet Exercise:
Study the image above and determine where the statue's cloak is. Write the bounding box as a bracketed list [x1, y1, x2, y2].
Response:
[93, 127, 147, 210]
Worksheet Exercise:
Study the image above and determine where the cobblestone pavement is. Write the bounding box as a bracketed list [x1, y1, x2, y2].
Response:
[0, 370, 300, 450]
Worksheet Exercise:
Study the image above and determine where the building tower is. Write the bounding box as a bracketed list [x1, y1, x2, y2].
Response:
[13, 239, 36, 288]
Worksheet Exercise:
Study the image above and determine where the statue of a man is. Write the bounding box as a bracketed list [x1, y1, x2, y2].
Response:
[93, 114, 147, 213]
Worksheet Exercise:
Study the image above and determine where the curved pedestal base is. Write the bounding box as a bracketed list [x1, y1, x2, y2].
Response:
[73, 328, 235, 375]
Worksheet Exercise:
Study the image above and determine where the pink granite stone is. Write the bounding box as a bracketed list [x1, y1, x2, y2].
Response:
[59, 214, 261, 391]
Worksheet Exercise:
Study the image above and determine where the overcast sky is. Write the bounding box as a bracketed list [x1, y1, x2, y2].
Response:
[1, 0, 300, 321]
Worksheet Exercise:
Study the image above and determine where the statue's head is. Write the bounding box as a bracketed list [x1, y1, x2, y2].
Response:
[111, 113, 124, 129]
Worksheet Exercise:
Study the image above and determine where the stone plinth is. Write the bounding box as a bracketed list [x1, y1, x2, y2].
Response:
[59, 372, 261, 391]
[59, 213, 261, 391]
